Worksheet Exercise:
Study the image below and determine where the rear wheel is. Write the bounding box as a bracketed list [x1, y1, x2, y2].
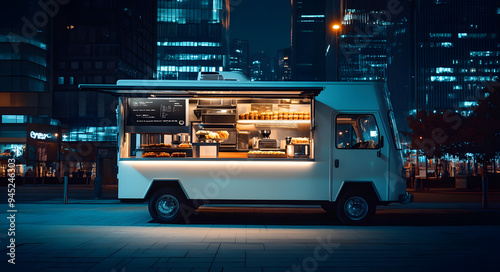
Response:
[336, 190, 376, 225]
[148, 188, 187, 223]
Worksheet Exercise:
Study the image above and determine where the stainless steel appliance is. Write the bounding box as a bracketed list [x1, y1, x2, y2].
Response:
[172, 133, 191, 145]
[259, 139, 279, 149]
[199, 123, 237, 151]
[259, 129, 278, 149]
[286, 144, 310, 158]
[237, 131, 250, 151]
[197, 99, 237, 124]
[196, 99, 238, 151]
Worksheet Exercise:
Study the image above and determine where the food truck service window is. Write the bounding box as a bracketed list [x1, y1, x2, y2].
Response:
[121, 97, 314, 160]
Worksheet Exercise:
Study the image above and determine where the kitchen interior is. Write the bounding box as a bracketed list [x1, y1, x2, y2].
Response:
[127, 97, 314, 160]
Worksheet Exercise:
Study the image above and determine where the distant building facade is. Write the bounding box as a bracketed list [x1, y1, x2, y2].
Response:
[250, 51, 274, 81]
[276, 48, 292, 81]
[157, 0, 229, 80]
[51, 0, 156, 183]
[53, 0, 157, 128]
[0, 1, 58, 183]
[413, 0, 500, 112]
[337, 1, 390, 82]
[291, 0, 326, 81]
[229, 39, 249, 77]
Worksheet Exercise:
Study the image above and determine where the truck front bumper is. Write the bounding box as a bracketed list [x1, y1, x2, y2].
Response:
[399, 192, 414, 204]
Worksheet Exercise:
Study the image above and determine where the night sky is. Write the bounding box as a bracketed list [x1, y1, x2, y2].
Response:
[230, 0, 291, 57]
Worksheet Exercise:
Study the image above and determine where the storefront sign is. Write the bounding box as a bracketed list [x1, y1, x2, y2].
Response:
[30, 131, 53, 140]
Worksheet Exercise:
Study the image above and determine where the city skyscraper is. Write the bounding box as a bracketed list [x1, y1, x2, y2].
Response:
[276, 48, 292, 81]
[291, 0, 326, 81]
[157, 0, 229, 80]
[229, 39, 249, 77]
[250, 51, 274, 81]
[413, 0, 500, 112]
[53, 0, 157, 128]
[0, 1, 57, 180]
[0, 1, 52, 117]
[337, 0, 390, 82]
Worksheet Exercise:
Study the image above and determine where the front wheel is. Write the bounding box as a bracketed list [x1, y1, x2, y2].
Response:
[336, 190, 376, 225]
[148, 188, 187, 223]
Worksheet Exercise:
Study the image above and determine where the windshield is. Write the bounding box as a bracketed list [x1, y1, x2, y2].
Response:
[388, 111, 402, 150]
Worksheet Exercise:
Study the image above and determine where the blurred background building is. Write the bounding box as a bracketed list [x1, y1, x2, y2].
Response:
[276, 48, 292, 81]
[412, 0, 500, 113]
[229, 39, 249, 77]
[0, 0, 157, 184]
[250, 50, 274, 81]
[291, 0, 326, 81]
[156, 0, 229, 80]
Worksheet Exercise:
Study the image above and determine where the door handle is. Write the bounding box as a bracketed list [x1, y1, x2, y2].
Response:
[335, 159, 339, 168]
[377, 150, 381, 157]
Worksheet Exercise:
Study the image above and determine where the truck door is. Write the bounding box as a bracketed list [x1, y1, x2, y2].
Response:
[332, 113, 389, 201]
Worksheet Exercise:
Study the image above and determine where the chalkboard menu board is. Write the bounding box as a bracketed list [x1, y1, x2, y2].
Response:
[127, 98, 186, 126]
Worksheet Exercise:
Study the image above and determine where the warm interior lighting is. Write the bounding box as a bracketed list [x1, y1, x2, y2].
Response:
[237, 120, 311, 124]
[332, 24, 340, 30]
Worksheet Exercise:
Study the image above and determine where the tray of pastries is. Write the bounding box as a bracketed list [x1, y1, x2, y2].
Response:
[290, 137, 309, 145]
[143, 152, 158, 157]
[142, 152, 188, 158]
[140, 143, 172, 149]
[178, 143, 192, 148]
[247, 151, 287, 158]
[171, 152, 187, 157]
[158, 152, 170, 157]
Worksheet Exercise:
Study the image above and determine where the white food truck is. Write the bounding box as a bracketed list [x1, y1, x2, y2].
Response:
[80, 78, 412, 225]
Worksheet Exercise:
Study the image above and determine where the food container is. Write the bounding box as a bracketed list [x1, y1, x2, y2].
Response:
[172, 134, 190, 144]
[237, 131, 250, 151]
[286, 144, 310, 158]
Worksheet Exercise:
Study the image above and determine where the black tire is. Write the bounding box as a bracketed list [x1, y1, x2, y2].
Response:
[148, 188, 188, 223]
[335, 190, 376, 225]
[320, 202, 336, 215]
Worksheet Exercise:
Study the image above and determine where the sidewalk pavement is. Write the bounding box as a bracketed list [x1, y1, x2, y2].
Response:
[2, 185, 499, 209]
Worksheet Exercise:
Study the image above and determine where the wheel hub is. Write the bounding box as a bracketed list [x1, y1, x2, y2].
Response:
[344, 196, 368, 220]
[157, 195, 179, 218]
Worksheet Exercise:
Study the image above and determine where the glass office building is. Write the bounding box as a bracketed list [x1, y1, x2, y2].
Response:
[0, 1, 56, 184]
[414, 0, 500, 112]
[276, 48, 292, 81]
[338, 0, 390, 82]
[291, 0, 326, 81]
[229, 39, 249, 77]
[157, 0, 229, 80]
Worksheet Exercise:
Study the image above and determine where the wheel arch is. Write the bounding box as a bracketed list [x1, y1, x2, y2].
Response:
[335, 181, 381, 204]
[145, 179, 189, 201]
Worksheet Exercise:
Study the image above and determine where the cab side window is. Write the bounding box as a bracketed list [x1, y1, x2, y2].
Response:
[336, 115, 380, 149]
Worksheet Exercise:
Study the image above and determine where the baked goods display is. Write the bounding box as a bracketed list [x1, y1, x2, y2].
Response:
[140, 139, 192, 158]
[239, 110, 310, 120]
[197, 130, 229, 142]
[291, 137, 309, 144]
[247, 150, 287, 158]
[142, 152, 188, 158]
[141, 143, 172, 148]
[195, 130, 210, 135]
[143, 152, 158, 157]
[158, 152, 171, 157]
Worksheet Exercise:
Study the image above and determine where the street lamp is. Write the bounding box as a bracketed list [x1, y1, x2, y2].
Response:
[332, 24, 341, 81]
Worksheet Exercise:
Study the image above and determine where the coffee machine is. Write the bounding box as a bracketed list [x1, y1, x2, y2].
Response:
[258, 129, 278, 150]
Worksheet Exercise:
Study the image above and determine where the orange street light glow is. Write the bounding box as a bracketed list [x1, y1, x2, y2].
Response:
[333, 24, 340, 30]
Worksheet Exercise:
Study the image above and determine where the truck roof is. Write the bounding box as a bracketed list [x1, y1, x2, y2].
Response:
[78, 80, 391, 111]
